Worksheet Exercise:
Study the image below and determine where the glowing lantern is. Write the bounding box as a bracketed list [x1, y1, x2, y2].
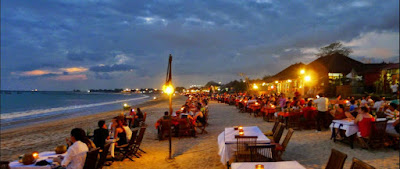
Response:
[255, 164, 264, 169]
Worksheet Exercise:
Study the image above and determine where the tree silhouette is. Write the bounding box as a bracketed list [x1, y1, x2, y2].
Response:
[316, 42, 352, 57]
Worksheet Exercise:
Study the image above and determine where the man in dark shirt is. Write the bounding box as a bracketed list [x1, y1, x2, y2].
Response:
[93, 120, 109, 149]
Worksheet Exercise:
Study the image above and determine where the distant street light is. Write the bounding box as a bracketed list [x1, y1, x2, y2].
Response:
[253, 84, 259, 90]
[305, 75, 311, 82]
[300, 69, 305, 74]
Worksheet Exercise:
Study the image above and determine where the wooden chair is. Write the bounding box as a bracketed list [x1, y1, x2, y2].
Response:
[158, 119, 171, 140]
[287, 112, 302, 130]
[248, 144, 277, 162]
[96, 143, 111, 169]
[116, 129, 139, 161]
[235, 135, 258, 162]
[83, 148, 100, 169]
[303, 109, 317, 130]
[269, 123, 285, 143]
[0, 161, 10, 169]
[177, 119, 193, 137]
[264, 121, 279, 136]
[325, 148, 347, 169]
[273, 128, 294, 161]
[366, 120, 388, 149]
[350, 157, 376, 169]
[133, 127, 147, 156]
[139, 112, 147, 126]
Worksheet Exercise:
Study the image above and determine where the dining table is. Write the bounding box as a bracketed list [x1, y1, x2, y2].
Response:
[329, 118, 395, 148]
[218, 126, 271, 164]
[9, 151, 65, 169]
[231, 161, 306, 169]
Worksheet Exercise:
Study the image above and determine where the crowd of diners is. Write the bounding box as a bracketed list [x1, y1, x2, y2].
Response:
[155, 94, 209, 137]
[52, 107, 146, 169]
[212, 92, 399, 146]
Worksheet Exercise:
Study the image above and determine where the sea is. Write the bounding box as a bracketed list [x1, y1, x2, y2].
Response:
[0, 91, 151, 130]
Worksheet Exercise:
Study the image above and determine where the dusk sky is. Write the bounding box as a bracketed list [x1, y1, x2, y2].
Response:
[1, 0, 399, 91]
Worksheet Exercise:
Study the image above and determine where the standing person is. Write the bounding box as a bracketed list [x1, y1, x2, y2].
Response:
[373, 96, 385, 112]
[390, 82, 398, 95]
[278, 93, 287, 111]
[93, 120, 109, 149]
[314, 93, 329, 132]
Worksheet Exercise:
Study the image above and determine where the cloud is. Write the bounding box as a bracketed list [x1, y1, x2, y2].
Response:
[60, 67, 88, 73]
[1, 0, 398, 90]
[20, 70, 52, 76]
[89, 64, 136, 72]
[52, 74, 88, 81]
[342, 31, 399, 60]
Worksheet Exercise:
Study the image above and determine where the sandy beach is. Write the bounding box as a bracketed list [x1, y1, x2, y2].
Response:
[1, 96, 399, 169]
[0, 95, 170, 161]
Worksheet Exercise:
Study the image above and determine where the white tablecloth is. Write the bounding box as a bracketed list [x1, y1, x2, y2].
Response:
[218, 126, 271, 164]
[330, 119, 395, 137]
[232, 161, 306, 169]
[9, 151, 65, 169]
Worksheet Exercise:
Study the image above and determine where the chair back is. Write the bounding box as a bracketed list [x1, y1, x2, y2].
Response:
[129, 130, 139, 145]
[0, 161, 10, 169]
[235, 135, 258, 162]
[161, 120, 171, 132]
[142, 112, 147, 124]
[271, 121, 279, 134]
[369, 120, 387, 141]
[135, 127, 147, 147]
[83, 148, 100, 169]
[178, 119, 190, 129]
[350, 157, 376, 169]
[248, 144, 276, 162]
[96, 143, 111, 169]
[281, 128, 294, 151]
[273, 123, 285, 143]
[325, 148, 347, 169]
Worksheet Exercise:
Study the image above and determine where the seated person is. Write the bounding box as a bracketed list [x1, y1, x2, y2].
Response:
[302, 100, 316, 119]
[292, 100, 303, 111]
[348, 100, 358, 118]
[54, 128, 89, 169]
[114, 117, 127, 146]
[283, 101, 292, 112]
[393, 119, 400, 134]
[193, 104, 206, 126]
[330, 104, 347, 120]
[123, 121, 132, 141]
[108, 117, 118, 137]
[354, 107, 375, 138]
[93, 120, 109, 149]
[385, 103, 399, 119]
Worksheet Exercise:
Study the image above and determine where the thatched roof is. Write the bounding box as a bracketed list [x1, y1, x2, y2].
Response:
[264, 62, 305, 82]
[306, 53, 364, 75]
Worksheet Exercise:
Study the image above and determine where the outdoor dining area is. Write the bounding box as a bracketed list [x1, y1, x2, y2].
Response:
[4, 112, 149, 169]
[212, 92, 399, 169]
[216, 123, 378, 169]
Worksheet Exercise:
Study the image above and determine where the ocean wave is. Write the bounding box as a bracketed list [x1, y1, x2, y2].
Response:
[0, 95, 149, 120]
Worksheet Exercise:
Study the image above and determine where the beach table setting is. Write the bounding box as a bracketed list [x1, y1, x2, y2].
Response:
[218, 126, 271, 164]
[330, 118, 395, 148]
[9, 151, 66, 169]
[231, 161, 306, 169]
